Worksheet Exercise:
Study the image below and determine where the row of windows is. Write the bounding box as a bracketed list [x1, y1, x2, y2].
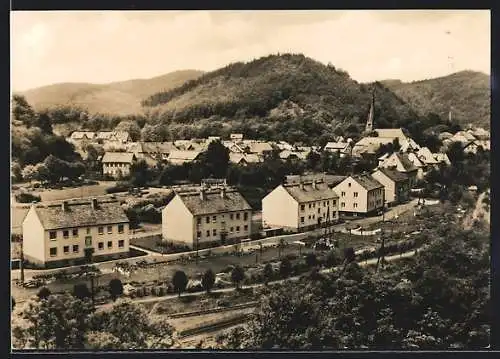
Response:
[105, 163, 130, 167]
[49, 240, 125, 257]
[49, 224, 125, 240]
[300, 200, 336, 211]
[196, 225, 248, 238]
[340, 202, 359, 208]
[341, 191, 359, 197]
[197, 212, 249, 225]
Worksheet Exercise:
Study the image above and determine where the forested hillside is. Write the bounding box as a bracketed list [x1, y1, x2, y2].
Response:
[141, 53, 422, 143]
[381, 70, 490, 129]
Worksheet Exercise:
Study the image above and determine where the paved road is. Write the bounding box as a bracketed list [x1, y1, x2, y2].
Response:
[11, 198, 420, 281]
[96, 247, 420, 311]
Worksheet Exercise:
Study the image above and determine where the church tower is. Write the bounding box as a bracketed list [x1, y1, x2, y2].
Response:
[365, 90, 375, 133]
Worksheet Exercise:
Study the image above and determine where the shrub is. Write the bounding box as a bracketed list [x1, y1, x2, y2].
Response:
[15, 192, 41, 203]
[37, 287, 51, 300]
[105, 181, 132, 194]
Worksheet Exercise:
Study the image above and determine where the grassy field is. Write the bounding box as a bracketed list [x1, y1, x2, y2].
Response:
[35, 182, 116, 202]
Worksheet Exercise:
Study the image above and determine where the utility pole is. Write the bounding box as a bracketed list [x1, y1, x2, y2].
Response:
[20, 239, 25, 285]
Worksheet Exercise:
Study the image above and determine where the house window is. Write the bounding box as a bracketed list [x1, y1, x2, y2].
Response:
[354, 203, 358, 208]
[197, 231, 201, 238]
[197, 217, 202, 225]
[107, 241, 112, 249]
[333, 200, 337, 206]
[206, 230, 210, 237]
[341, 191, 346, 197]
[230, 227, 234, 233]
[118, 224, 124, 234]
[98, 242, 104, 250]
[206, 216, 210, 224]
[213, 215, 217, 223]
[341, 202, 346, 208]
[318, 208, 321, 214]
[312, 215, 315, 219]
[107, 225, 113, 234]
[213, 229, 217, 236]
[300, 217, 305, 223]
[86, 228, 91, 235]
[230, 213, 234, 220]
[308, 215, 311, 220]
[72, 229, 78, 237]
[73, 245, 79, 253]
[236, 226, 240, 232]
[354, 192, 358, 198]
[244, 225, 248, 231]
[301, 204, 305, 211]
[348, 183, 351, 187]
[118, 240, 124, 248]
[244, 212, 248, 221]
[98, 226, 104, 235]
[49, 231, 57, 240]
[309, 204, 311, 209]
[49, 247, 57, 257]
[236, 213, 240, 220]
[63, 246, 69, 254]
[85, 236, 92, 246]
[63, 230, 69, 239]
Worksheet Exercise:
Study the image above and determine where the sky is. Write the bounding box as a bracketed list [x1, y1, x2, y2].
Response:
[11, 10, 490, 92]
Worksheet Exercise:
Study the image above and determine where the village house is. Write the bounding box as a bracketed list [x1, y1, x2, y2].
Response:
[230, 133, 244, 141]
[22, 199, 130, 268]
[378, 152, 418, 187]
[167, 150, 202, 165]
[285, 174, 347, 188]
[262, 180, 340, 232]
[323, 140, 353, 157]
[433, 152, 452, 166]
[406, 152, 427, 180]
[96, 131, 132, 144]
[371, 168, 410, 206]
[162, 186, 252, 248]
[332, 175, 385, 216]
[464, 140, 490, 154]
[68, 131, 96, 144]
[229, 153, 261, 166]
[102, 152, 136, 178]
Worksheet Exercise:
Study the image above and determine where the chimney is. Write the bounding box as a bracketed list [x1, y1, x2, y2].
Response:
[62, 201, 69, 212]
[200, 188, 206, 201]
[91, 198, 99, 210]
[220, 187, 226, 199]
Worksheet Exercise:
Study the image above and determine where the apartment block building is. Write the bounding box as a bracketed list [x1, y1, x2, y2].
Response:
[102, 152, 136, 178]
[262, 180, 340, 232]
[371, 168, 410, 206]
[332, 175, 385, 216]
[22, 199, 130, 268]
[162, 187, 252, 249]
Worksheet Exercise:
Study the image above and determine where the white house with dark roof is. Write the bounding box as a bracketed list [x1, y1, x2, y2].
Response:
[324, 141, 353, 157]
[371, 168, 410, 206]
[262, 180, 339, 232]
[102, 152, 136, 178]
[332, 175, 385, 216]
[22, 199, 130, 268]
[162, 187, 252, 248]
[378, 152, 419, 187]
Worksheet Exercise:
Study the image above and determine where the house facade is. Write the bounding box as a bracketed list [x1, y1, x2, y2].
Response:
[162, 187, 252, 249]
[102, 152, 136, 178]
[371, 168, 410, 206]
[332, 175, 385, 216]
[379, 152, 418, 187]
[22, 199, 130, 268]
[262, 180, 339, 232]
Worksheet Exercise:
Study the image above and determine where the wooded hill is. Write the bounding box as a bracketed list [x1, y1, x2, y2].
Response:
[381, 70, 490, 129]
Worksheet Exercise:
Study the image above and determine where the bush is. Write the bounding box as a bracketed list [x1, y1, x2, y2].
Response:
[15, 192, 41, 203]
[105, 181, 132, 194]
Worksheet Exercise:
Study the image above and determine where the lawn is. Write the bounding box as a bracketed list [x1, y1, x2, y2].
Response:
[35, 182, 116, 202]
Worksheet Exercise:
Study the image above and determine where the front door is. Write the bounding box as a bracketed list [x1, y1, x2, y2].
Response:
[84, 247, 94, 263]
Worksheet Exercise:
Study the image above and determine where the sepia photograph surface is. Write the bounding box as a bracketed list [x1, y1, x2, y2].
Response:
[10, 10, 491, 351]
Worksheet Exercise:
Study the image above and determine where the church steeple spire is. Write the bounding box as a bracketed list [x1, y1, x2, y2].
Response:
[365, 90, 375, 133]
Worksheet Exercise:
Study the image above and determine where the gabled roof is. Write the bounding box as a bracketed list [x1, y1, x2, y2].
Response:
[96, 131, 130, 141]
[177, 188, 251, 216]
[351, 174, 384, 191]
[434, 152, 451, 164]
[381, 153, 418, 173]
[229, 153, 261, 164]
[279, 150, 309, 160]
[283, 181, 339, 203]
[407, 152, 425, 168]
[102, 152, 136, 163]
[375, 128, 407, 140]
[70, 131, 96, 140]
[375, 167, 409, 183]
[324, 142, 349, 150]
[168, 150, 202, 161]
[286, 174, 347, 187]
[417, 147, 439, 164]
[141, 142, 177, 154]
[247, 142, 273, 154]
[28, 200, 129, 230]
